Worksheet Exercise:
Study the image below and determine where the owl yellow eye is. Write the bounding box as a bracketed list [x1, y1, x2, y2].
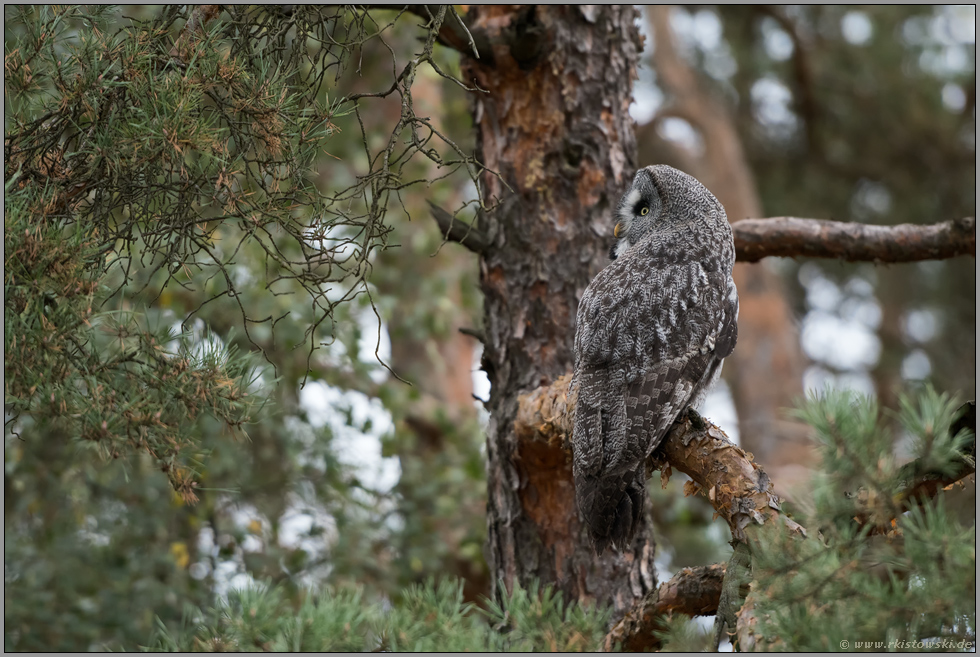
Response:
[640, 207, 650, 216]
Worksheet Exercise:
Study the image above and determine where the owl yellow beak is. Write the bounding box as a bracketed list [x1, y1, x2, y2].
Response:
[614, 222, 623, 238]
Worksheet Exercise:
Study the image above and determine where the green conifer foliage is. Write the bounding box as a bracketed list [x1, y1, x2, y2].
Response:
[144, 578, 612, 652]
[744, 387, 975, 651]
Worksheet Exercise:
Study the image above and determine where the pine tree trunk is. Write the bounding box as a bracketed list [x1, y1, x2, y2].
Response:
[460, 6, 657, 612]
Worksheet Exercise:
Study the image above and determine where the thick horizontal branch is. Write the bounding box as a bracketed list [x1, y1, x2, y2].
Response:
[734, 216, 975, 263]
[603, 563, 726, 652]
[518, 375, 806, 545]
[427, 201, 490, 253]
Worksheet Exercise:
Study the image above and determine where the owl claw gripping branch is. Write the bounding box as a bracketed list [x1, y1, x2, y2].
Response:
[571, 165, 739, 554]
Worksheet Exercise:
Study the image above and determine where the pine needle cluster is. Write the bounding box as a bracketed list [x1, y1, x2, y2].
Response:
[745, 386, 975, 651]
[145, 578, 611, 652]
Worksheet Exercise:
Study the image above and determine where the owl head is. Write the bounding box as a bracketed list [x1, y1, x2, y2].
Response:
[609, 165, 721, 261]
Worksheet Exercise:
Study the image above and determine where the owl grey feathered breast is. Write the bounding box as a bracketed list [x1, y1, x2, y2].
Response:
[571, 165, 738, 554]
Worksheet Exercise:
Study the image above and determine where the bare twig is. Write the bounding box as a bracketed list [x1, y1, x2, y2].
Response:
[457, 326, 486, 343]
[734, 216, 976, 263]
[449, 5, 480, 59]
[428, 201, 491, 253]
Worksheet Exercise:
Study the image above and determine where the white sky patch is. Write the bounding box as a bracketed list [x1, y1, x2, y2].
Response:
[700, 378, 740, 446]
[667, 7, 696, 55]
[839, 296, 882, 331]
[227, 572, 258, 594]
[751, 77, 797, 130]
[844, 271, 877, 296]
[189, 561, 209, 580]
[240, 534, 263, 553]
[197, 525, 216, 556]
[902, 349, 932, 380]
[761, 17, 794, 61]
[798, 255, 884, 379]
[801, 309, 881, 371]
[942, 83, 967, 112]
[278, 508, 314, 549]
[834, 371, 877, 397]
[357, 311, 393, 384]
[803, 366, 876, 398]
[801, 267, 843, 311]
[903, 309, 939, 343]
[850, 179, 892, 221]
[691, 9, 723, 50]
[472, 345, 491, 427]
[918, 45, 971, 77]
[803, 365, 835, 395]
[841, 11, 873, 45]
[630, 72, 664, 124]
[657, 117, 705, 156]
[935, 5, 976, 44]
[299, 381, 400, 493]
[630, 6, 736, 122]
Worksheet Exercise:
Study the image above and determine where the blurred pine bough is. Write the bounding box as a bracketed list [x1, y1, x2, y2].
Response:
[4, 4, 487, 485]
[5, 5, 488, 651]
[144, 578, 612, 652]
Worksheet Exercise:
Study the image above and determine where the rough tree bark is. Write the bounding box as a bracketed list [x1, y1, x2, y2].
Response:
[733, 216, 976, 263]
[455, 6, 656, 611]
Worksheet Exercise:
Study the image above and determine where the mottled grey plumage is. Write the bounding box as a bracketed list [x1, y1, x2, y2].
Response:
[571, 165, 738, 554]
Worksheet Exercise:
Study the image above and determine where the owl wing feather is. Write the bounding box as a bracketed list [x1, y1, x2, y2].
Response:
[625, 273, 738, 458]
[573, 250, 736, 553]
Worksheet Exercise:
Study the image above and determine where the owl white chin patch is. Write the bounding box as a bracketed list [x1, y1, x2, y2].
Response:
[613, 238, 632, 259]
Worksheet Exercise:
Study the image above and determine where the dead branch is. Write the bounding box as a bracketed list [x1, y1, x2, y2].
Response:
[734, 216, 976, 263]
[603, 563, 727, 652]
[428, 201, 491, 253]
[517, 375, 806, 545]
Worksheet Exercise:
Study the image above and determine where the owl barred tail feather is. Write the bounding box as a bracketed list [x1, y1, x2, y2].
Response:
[576, 470, 645, 554]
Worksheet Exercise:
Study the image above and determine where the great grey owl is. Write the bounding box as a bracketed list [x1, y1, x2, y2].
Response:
[571, 164, 738, 554]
